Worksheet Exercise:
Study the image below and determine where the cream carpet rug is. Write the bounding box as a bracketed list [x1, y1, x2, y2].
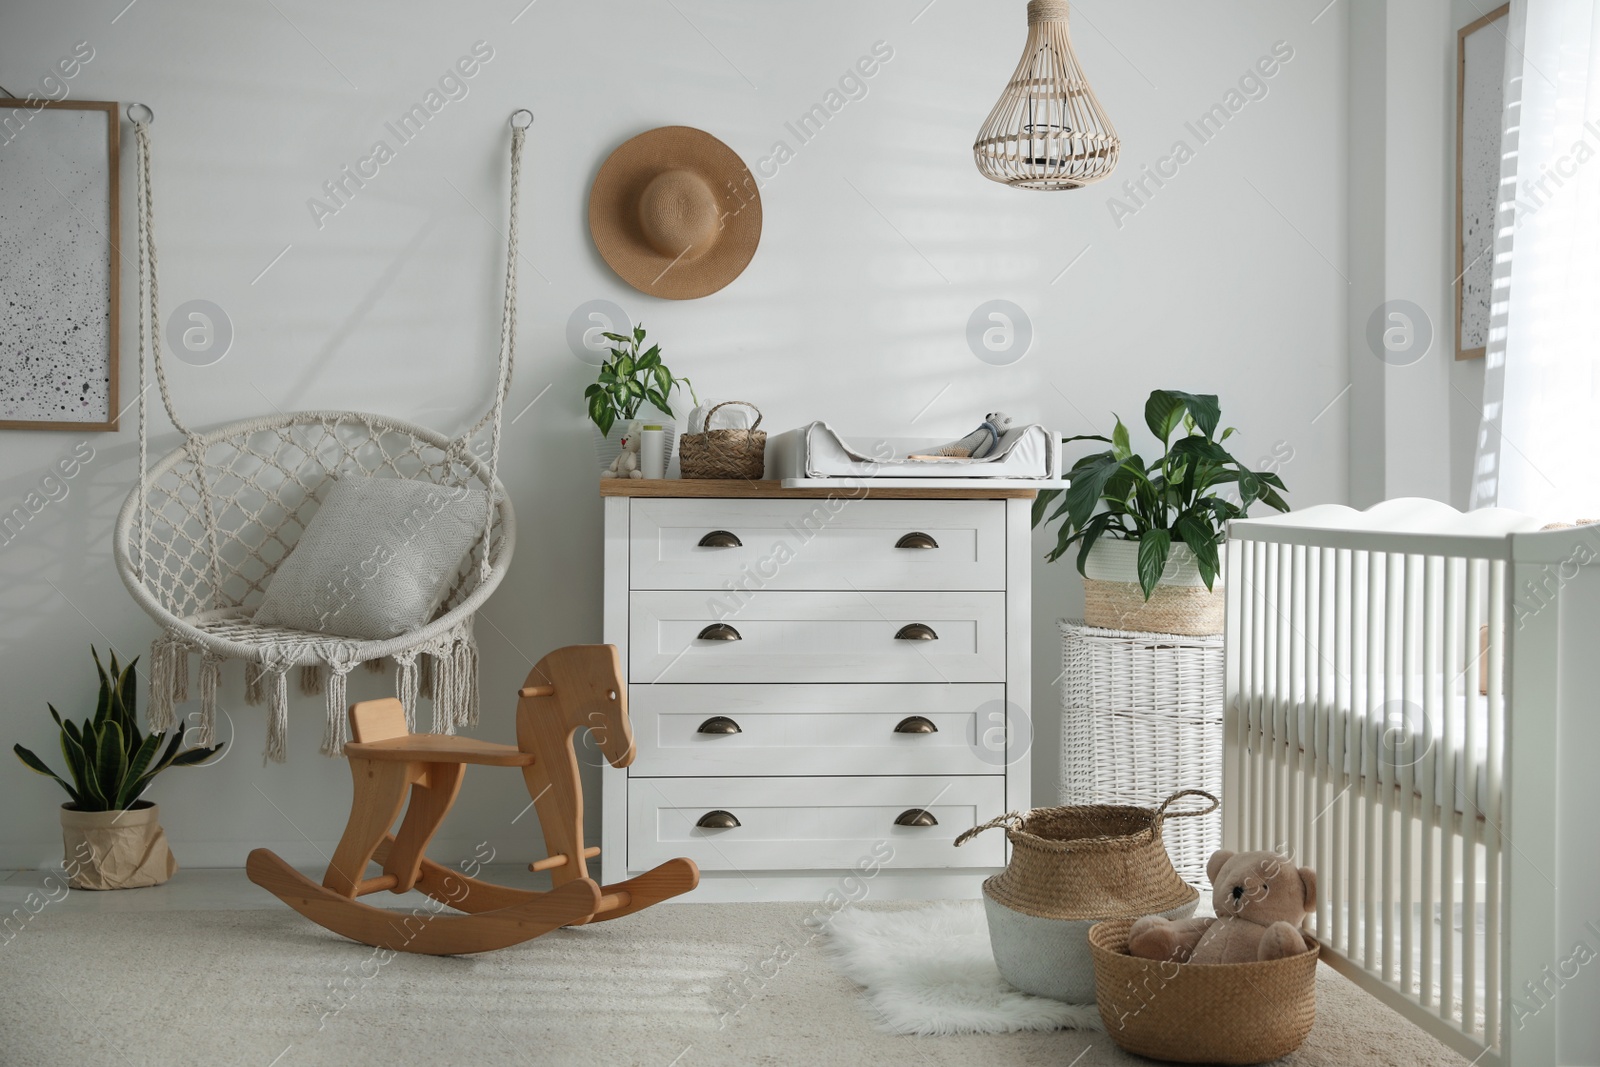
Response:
[2, 901, 1472, 1066]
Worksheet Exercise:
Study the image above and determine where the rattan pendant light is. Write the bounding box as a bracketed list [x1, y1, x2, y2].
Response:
[974, 0, 1120, 190]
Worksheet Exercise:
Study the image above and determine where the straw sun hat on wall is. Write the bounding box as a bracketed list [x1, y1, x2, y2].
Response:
[588, 126, 762, 300]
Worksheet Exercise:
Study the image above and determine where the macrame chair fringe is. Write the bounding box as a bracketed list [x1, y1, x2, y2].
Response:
[115, 113, 524, 763]
[319, 643, 363, 757]
[395, 652, 421, 733]
[266, 668, 290, 764]
[172, 644, 191, 704]
[145, 624, 485, 759]
[320, 672, 351, 757]
[417, 653, 434, 703]
[146, 631, 185, 733]
[458, 629, 480, 729]
[196, 653, 222, 747]
[243, 662, 266, 706]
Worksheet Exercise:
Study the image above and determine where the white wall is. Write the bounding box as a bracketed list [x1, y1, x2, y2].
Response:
[1345, 0, 1489, 509]
[0, 0, 1350, 870]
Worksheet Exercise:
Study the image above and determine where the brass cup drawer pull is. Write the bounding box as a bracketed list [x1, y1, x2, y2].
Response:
[893, 715, 938, 734]
[895, 532, 939, 550]
[696, 716, 742, 735]
[698, 624, 742, 641]
[895, 808, 938, 827]
[894, 623, 939, 641]
[698, 530, 743, 548]
[696, 810, 741, 829]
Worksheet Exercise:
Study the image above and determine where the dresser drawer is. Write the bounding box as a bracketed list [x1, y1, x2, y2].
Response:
[628, 683, 1010, 776]
[627, 775, 1005, 871]
[628, 591, 1006, 683]
[628, 499, 1005, 591]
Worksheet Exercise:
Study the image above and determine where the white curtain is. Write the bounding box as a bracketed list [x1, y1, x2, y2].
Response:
[1480, 0, 1600, 518]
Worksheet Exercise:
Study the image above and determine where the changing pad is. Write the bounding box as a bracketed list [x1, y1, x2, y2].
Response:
[770, 421, 1060, 480]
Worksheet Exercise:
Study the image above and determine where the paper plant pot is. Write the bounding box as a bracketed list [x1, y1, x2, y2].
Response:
[59, 801, 178, 890]
[1082, 539, 1225, 636]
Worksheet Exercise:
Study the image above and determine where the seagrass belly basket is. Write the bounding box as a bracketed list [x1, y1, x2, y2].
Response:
[955, 790, 1216, 1003]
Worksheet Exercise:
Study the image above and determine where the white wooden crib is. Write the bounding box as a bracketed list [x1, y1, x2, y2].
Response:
[1224, 500, 1600, 1066]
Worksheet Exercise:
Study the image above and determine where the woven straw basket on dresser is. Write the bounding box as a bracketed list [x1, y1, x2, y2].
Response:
[954, 790, 1215, 1003]
[1089, 917, 1319, 1064]
[678, 401, 765, 480]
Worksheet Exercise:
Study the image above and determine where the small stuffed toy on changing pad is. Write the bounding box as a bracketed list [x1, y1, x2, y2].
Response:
[1127, 849, 1316, 964]
[908, 412, 1014, 460]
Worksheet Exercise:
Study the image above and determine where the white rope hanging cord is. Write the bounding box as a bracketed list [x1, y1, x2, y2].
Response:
[127, 106, 527, 588]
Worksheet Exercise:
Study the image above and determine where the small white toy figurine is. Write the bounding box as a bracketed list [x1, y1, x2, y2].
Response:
[601, 431, 644, 479]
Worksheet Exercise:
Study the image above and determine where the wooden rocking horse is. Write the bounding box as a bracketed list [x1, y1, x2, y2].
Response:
[246, 645, 698, 954]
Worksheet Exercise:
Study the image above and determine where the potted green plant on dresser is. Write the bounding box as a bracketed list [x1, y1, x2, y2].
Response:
[1033, 389, 1290, 635]
[13, 648, 224, 889]
[585, 324, 696, 476]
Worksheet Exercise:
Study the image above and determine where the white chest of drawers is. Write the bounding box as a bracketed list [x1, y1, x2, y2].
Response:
[601, 481, 1034, 901]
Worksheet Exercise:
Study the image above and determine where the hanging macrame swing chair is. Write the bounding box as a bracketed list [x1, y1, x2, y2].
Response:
[113, 105, 532, 762]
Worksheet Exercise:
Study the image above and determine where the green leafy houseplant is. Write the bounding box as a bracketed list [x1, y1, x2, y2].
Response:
[1032, 389, 1290, 599]
[584, 325, 696, 438]
[14, 648, 224, 812]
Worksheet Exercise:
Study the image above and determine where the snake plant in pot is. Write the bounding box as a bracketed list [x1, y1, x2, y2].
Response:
[1033, 390, 1290, 635]
[13, 648, 224, 889]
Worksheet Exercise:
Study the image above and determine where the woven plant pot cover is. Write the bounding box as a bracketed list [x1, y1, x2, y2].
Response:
[1089, 918, 1319, 1064]
[1082, 540, 1224, 636]
[59, 802, 177, 890]
[1082, 580, 1225, 636]
[956, 790, 1216, 921]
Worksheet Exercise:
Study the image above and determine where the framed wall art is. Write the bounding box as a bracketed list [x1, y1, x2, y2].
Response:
[0, 99, 120, 430]
[1456, 5, 1510, 361]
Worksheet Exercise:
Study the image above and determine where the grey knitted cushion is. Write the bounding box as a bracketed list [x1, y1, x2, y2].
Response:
[252, 477, 490, 640]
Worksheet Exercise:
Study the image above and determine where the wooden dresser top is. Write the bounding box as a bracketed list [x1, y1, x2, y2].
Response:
[598, 479, 1039, 500]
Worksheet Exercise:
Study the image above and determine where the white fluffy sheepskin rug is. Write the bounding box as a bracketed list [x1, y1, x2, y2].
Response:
[817, 902, 1104, 1036]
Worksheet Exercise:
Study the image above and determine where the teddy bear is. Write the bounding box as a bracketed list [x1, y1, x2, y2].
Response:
[1127, 849, 1316, 965]
[601, 431, 643, 479]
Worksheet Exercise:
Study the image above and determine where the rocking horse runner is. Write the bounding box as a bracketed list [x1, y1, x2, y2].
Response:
[248, 645, 699, 954]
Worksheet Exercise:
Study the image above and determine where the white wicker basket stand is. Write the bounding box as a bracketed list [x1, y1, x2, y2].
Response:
[1059, 621, 1223, 887]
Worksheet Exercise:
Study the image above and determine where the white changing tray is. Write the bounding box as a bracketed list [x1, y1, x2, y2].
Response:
[769, 421, 1064, 487]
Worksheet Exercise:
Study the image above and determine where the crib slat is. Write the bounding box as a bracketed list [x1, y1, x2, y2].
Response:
[1484, 559, 1504, 1048]
[1420, 555, 1442, 1009]
[1293, 544, 1312, 877]
[1237, 540, 1251, 847]
[1332, 547, 1352, 956]
[1441, 556, 1461, 1023]
[1364, 551, 1383, 971]
[1264, 542, 1280, 852]
[1381, 551, 1402, 983]
[1463, 559, 1481, 1034]
[1252, 540, 1269, 850]
[1275, 541, 1292, 852]
[1224, 539, 1245, 851]
[1398, 553, 1419, 994]
[1316, 546, 1336, 941]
